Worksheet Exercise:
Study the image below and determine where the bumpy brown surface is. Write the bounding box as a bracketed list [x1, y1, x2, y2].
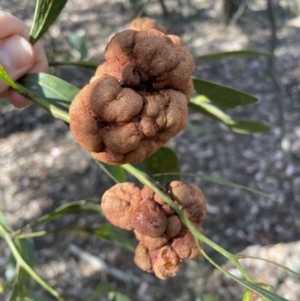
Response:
[169, 181, 207, 223]
[101, 181, 206, 279]
[129, 17, 167, 34]
[70, 29, 195, 165]
[101, 183, 141, 230]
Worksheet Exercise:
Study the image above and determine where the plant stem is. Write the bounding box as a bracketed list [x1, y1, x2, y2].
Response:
[122, 163, 254, 283]
[49, 60, 99, 69]
[15, 231, 47, 239]
[0, 225, 65, 301]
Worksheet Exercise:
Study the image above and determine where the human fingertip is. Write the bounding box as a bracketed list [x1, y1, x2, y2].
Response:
[9, 89, 30, 108]
[0, 35, 34, 74]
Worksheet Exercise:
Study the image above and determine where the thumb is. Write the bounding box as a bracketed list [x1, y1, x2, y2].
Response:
[0, 35, 34, 94]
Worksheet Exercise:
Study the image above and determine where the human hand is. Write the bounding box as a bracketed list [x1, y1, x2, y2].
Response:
[0, 11, 48, 108]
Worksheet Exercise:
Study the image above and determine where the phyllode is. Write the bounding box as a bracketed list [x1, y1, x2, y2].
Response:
[101, 181, 206, 279]
[69, 27, 195, 165]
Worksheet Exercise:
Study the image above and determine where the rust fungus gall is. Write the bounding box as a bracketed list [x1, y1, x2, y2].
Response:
[168, 181, 207, 223]
[129, 17, 167, 34]
[130, 198, 167, 238]
[101, 183, 141, 230]
[149, 245, 183, 280]
[99, 181, 206, 279]
[70, 29, 194, 165]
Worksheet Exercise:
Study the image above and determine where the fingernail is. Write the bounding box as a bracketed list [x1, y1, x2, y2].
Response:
[0, 35, 33, 72]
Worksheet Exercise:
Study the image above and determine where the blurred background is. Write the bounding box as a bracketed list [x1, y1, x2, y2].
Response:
[0, 0, 300, 300]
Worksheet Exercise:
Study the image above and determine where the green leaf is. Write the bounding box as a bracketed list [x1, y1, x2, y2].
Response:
[30, 0, 68, 44]
[109, 292, 132, 301]
[24, 200, 102, 229]
[1, 212, 34, 287]
[193, 78, 257, 108]
[237, 254, 300, 278]
[189, 96, 269, 134]
[238, 281, 284, 301]
[96, 161, 127, 184]
[17, 240, 35, 286]
[242, 284, 276, 301]
[0, 225, 64, 301]
[0, 282, 8, 294]
[0, 211, 13, 233]
[18, 73, 79, 112]
[27, 291, 52, 301]
[201, 294, 219, 301]
[67, 34, 88, 59]
[229, 119, 270, 134]
[199, 248, 288, 301]
[87, 282, 113, 301]
[7, 277, 30, 301]
[144, 147, 180, 183]
[8, 281, 52, 301]
[86, 223, 136, 252]
[197, 50, 273, 60]
[0, 65, 18, 89]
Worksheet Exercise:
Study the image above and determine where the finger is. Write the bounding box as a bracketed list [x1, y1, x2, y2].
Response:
[9, 89, 30, 108]
[0, 90, 9, 99]
[30, 41, 49, 74]
[0, 11, 48, 73]
[0, 35, 35, 94]
[0, 11, 30, 39]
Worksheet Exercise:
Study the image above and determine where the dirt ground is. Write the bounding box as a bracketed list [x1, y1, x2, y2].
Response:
[1, 0, 300, 300]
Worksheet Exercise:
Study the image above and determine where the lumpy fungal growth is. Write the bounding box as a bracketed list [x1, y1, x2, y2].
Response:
[100, 181, 206, 279]
[69, 28, 195, 165]
[129, 17, 167, 34]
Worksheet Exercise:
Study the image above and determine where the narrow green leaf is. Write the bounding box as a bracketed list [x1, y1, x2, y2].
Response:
[230, 119, 270, 134]
[152, 172, 276, 202]
[0, 282, 8, 294]
[67, 34, 88, 59]
[96, 161, 127, 184]
[17, 240, 35, 286]
[197, 50, 273, 60]
[238, 281, 285, 301]
[0, 65, 18, 89]
[18, 73, 79, 112]
[87, 282, 113, 301]
[86, 223, 136, 252]
[242, 284, 276, 301]
[190, 96, 235, 124]
[22, 200, 102, 229]
[7, 272, 52, 301]
[189, 97, 269, 134]
[201, 294, 219, 301]
[199, 249, 288, 301]
[0, 225, 64, 301]
[238, 254, 300, 278]
[193, 78, 257, 108]
[144, 147, 180, 183]
[7, 277, 30, 301]
[0, 211, 13, 233]
[28, 291, 52, 301]
[109, 292, 132, 301]
[2, 212, 34, 287]
[30, 0, 68, 44]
